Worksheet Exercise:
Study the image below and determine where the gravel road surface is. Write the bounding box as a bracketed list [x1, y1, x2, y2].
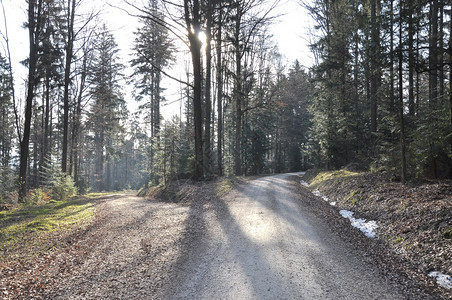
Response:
[163, 173, 408, 299]
[22, 174, 436, 299]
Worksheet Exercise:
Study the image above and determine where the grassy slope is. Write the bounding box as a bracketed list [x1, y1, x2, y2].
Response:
[0, 195, 101, 263]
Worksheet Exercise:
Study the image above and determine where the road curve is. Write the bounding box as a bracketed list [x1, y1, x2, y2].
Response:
[165, 173, 406, 300]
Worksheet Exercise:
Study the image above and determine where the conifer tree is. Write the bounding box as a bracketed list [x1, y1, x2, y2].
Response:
[88, 25, 126, 191]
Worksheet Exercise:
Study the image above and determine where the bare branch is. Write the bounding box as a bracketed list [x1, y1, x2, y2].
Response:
[134, 46, 192, 88]
[0, 0, 21, 141]
[112, 0, 189, 48]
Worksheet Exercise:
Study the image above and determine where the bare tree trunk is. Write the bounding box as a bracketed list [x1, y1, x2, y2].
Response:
[398, 8, 407, 182]
[408, 1, 415, 116]
[389, 0, 395, 113]
[449, 5, 452, 150]
[72, 49, 87, 186]
[39, 69, 51, 184]
[216, 2, 223, 176]
[369, 0, 379, 151]
[19, 0, 41, 200]
[438, 2, 444, 98]
[203, 0, 213, 177]
[429, 0, 438, 105]
[234, 5, 242, 176]
[184, 0, 203, 179]
[62, 0, 76, 174]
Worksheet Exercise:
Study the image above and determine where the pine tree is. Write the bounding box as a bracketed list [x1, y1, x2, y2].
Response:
[88, 25, 126, 191]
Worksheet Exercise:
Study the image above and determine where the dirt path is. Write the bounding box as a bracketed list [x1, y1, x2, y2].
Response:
[38, 194, 191, 299]
[9, 174, 441, 299]
[162, 173, 422, 299]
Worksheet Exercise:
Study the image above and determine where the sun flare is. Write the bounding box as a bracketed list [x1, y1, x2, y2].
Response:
[198, 31, 207, 45]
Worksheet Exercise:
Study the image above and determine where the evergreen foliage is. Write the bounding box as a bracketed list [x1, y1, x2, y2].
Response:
[1, 0, 451, 201]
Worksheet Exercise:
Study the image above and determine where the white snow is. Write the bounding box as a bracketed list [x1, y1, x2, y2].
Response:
[339, 210, 378, 238]
[300, 178, 377, 237]
[313, 190, 328, 201]
[300, 180, 310, 187]
[429, 271, 452, 289]
[313, 190, 336, 206]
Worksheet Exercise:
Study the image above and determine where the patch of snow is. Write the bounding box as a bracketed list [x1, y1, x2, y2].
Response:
[313, 190, 336, 206]
[300, 180, 310, 187]
[313, 190, 329, 202]
[429, 271, 452, 289]
[339, 210, 378, 238]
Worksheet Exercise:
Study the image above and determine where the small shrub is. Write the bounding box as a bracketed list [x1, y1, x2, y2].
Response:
[51, 175, 78, 201]
[24, 188, 50, 206]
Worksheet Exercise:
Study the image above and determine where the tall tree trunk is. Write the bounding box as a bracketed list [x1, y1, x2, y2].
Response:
[408, 1, 415, 116]
[203, 0, 213, 177]
[438, 2, 444, 98]
[62, 0, 76, 174]
[40, 68, 51, 184]
[216, 3, 223, 176]
[72, 51, 87, 186]
[389, 0, 395, 113]
[234, 6, 242, 176]
[429, 0, 439, 178]
[369, 0, 380, 151]
[184, 0, 203, 179]
[95, 129, 104, 191]
[399, 6, 407, 182]
[19, 0, 41, 200]
[429, 0, 438, 105]
[449, 4, 452, 150]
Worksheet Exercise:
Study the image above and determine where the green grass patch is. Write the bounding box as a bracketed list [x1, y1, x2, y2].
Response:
[345, 189, 362, 205]
[393, 236, 405, 243]
[85, 190, 136, 198]
[443, 227, 452, 239]
[0, 196, 96, 260]
[215, 176, 252, 196]
[216, 178, 235, 195]
[310, 170, 360, 186]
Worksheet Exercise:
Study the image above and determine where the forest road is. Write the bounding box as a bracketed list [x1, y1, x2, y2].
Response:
[162, 173, 407, 300]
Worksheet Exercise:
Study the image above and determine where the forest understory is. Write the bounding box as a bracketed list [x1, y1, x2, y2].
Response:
[0, 172, 451, 299]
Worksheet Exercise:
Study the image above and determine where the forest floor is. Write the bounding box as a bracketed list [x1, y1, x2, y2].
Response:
[0, 172, 450, 299]
[301, 169, 452, 298]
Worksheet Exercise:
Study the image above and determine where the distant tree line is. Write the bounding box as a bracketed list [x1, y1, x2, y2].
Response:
[0, 0, 450, 203]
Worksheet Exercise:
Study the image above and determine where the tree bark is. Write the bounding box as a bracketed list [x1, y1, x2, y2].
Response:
[369, 0, 379, 148]
[19, 0, 42, 200]
[72, 48, 87, 186]
[429, 0, 438, 105]
[234, 4, 242, 176]
[184, 0, 204, 179]
[408, 1, 415, 116]
[216, 2, 223, 176]
[398, 7, 407, 182]
[203, 0, 213, 177]
[62, 0, 76, 174]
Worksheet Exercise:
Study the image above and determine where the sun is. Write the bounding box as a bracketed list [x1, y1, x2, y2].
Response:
[197, 31, 207, 47]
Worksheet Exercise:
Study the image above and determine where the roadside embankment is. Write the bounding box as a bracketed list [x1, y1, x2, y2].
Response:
[301, 169, 451, 298]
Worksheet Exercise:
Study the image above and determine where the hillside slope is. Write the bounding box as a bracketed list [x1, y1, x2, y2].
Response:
[301, 169, 451, 298]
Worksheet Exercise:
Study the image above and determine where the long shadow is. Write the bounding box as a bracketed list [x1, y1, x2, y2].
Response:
[162, 174, 315, 298]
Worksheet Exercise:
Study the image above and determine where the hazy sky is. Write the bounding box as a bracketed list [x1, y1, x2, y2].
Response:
[0, 0, 313, 117]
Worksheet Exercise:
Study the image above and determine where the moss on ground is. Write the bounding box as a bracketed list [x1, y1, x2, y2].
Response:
[309, 170, 360, 187]
[0, 196, 96, 260]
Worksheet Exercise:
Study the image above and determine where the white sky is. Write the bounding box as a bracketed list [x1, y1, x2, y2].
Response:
[0, 0, 314, 118]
